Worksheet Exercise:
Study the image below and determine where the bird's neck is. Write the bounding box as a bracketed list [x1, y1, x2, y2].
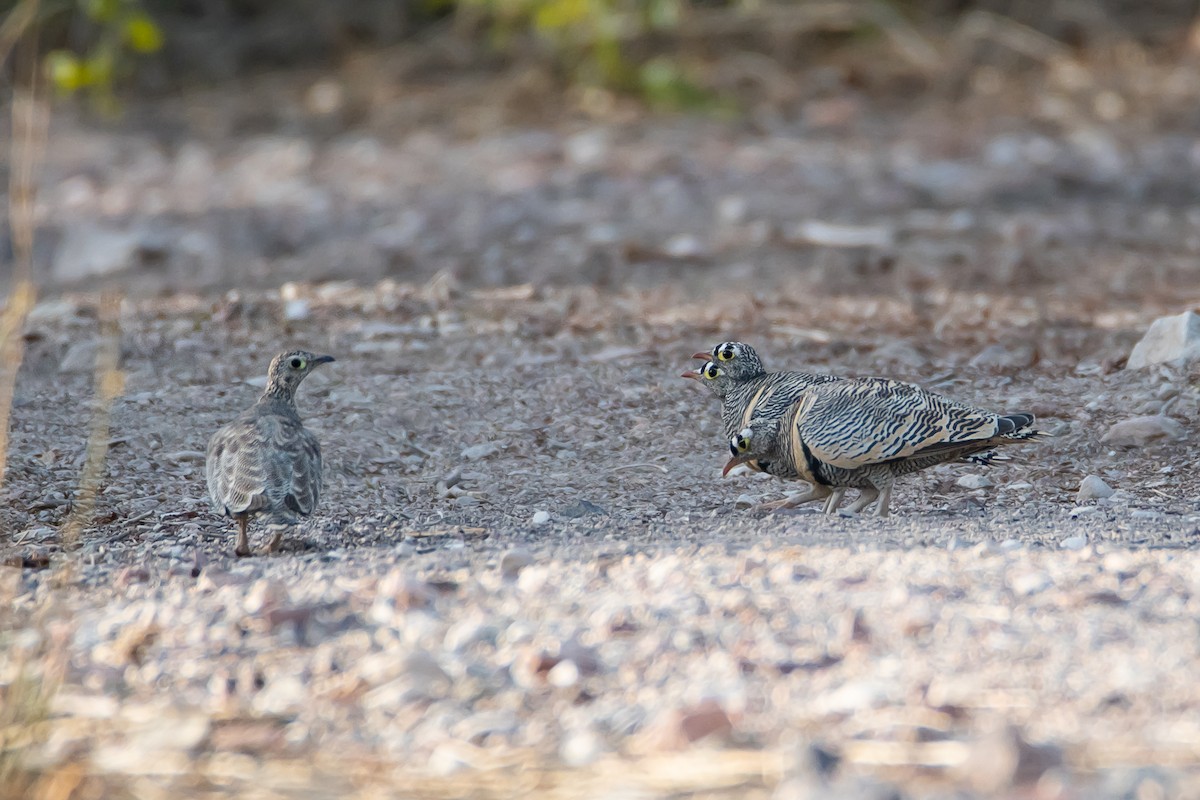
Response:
[258, 382, 297, 408]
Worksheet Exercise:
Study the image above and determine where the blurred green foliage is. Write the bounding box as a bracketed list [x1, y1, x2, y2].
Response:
[47, 0, 162, 108]
[447, 0, 726, 109]
[2, 0, 162, 110]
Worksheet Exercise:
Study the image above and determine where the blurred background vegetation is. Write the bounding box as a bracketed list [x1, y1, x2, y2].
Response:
[3, 0, 1199, 111]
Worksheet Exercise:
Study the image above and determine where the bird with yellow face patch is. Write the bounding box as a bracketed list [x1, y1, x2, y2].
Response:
[206, 349, 334, 556]
[682, 342, 844, 511]
[722, 377, 1039, 517]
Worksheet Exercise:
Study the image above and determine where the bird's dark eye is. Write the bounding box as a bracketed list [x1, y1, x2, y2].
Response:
[289, 357, 305, 370]
[702, 363, 720, 380]
[731, 433, 750, 456]
[717, 345, 736, 361]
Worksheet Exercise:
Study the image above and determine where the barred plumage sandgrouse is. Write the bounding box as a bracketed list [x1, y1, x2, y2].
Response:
[722, 377, 1039, 516]
[205, 350, 334, 556]
[683, 341, 841, 441]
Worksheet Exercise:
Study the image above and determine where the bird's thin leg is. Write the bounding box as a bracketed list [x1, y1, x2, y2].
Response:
[234, 517, 251, 558]
[872, 477, 895, 517]
[821, 488, 846, 514]
[262, 522, 289, 554]
[843, 488, 880, 515]
[751, 484, 831, 513]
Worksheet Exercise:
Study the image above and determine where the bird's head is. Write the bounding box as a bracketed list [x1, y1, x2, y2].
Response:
[265, 349, 336, 398]
[692, 341, 765, 382]
[722, 421, 773, 477]
[680, 360, 732, 396]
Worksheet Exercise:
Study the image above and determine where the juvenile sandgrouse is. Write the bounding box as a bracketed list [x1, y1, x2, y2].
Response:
[683, 342, 842, 510]
[205, 350, 334, 556]
[721, 377, 1039, 517]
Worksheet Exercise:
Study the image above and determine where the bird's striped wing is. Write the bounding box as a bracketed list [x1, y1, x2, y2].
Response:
[796, 379, 1006, 469]
[205, 419, 270, 516]
[286, 427, 323, 516]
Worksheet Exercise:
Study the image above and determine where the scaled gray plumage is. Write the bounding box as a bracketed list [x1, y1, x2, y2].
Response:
[723, 377, 1040, 516]
[205, 350, 334, 556]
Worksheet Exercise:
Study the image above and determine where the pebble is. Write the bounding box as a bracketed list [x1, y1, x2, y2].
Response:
[59, 340, 100, 373]
[461, 442, 502, 461]
[1127, 310, 1200, 369]
[1010, 570, 1053, 596]
[961, 725, 1064, 793]
[1102, 416, 1186, 447]
[1077, 475, 1115, 503]
[560, 729, 602, 767]
[957, 474, 994, 490]
[546, 658, 580, 688]
[531, 510, 550, 527]
[254, 675, 306, 715]
[500, 548, 534, 580]
[1059, 535, 1088, 551]
[282, 298, 310, 321]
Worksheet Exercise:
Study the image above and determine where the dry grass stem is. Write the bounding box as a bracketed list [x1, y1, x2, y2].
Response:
[0, 5, 46, 489]
[60, 293, 125, 549]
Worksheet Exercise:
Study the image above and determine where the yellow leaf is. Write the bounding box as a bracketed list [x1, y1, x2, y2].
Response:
[534, 0, 588, 31]
[45, 51, 86, 92]
[125, 14, 164, 53]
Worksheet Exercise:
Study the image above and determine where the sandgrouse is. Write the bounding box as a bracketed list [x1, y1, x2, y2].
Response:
[722, 376, 1039, 516]
[683, 342, 842, 510]
[205, 350, 334, 556]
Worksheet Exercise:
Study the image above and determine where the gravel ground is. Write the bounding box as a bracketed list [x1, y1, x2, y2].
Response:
[3, 282, 1200, 799]
[5, 50, 1200, 799]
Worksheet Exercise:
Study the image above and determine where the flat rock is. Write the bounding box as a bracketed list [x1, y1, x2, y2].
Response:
[957, 474, 994, 490]
[59, 340, 100, 373]
[1077, 475, 1114, 503]
[1101, 416, 1186, 447]
[52, 222, 140, 282]
[1127, 310, 1200, 369]
[500, 548, 534, 580]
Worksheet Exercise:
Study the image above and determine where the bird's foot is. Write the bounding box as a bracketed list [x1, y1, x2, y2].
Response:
[748, 496, 812, 515]
[261, 533, 284, 555]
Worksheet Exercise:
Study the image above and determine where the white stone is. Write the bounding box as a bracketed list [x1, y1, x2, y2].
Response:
[52, 222, 140, 282]
[531, 510, 550, 527]
[282, 298, 310, 321]
[59, 340, 99, 373]
[547, 659, 580, 688]
[1102, 416, 1186, 447]
[560, 729, 602, 767]
[564, 130, 608, 168]
[1127, 311, 1200, 369]
[461, 442, 502, 461]
[1077, 475, 1114, 503]
[1059, 535, 1088, 551]
[957, 474, 994, 490]
[1010, 570, 1053, 596]
[500, 548, 534, 579]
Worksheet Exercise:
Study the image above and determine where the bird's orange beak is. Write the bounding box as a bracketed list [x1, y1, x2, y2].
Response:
[722, 455, 753, 477]
[681, 369, 700, 380]
[691, 352, 711, 361]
